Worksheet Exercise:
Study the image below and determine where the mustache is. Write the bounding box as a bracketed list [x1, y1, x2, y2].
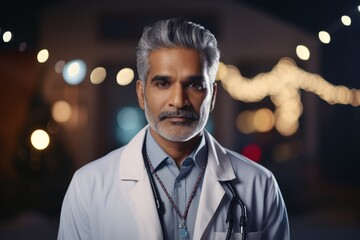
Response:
[158, 110, 198, 121]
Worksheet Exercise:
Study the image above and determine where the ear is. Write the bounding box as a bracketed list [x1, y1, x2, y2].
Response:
[136, 80, 145, 110]
[210, 82, 217, 111]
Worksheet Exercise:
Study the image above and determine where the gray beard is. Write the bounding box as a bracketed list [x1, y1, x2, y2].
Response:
[143, 101, 209, 142]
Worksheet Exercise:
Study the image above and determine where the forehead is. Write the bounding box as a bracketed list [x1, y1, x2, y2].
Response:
[148, 48, 205, 74]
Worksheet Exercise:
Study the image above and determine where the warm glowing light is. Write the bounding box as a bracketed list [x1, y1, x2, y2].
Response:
[355, 90, 360, 106]
[341, 15, 351, 26]
[318, 31, 331, 44]
[253, 108, 275, 132]
[116, 68, 134, 86]
[30, 129, 50, 150]
[275, 116, 299, 136]
[37, 49, 49, 63]
[336, 86, 352, 104]
[216, 62, 228, 81]
[90, 67, 107, 84]
[62, 59, 87, 85]
[236, 111, 255, 134]
[2, 31, 12, 42]
[296, 45, 310, 61]
[218, 56, 360, 136]
[52, 100, 72, 123]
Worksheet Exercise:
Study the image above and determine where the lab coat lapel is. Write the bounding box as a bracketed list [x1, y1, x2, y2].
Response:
[193, 131, 236, 240]
[129, 171, 163, 239]
[119, 126, 163, 240]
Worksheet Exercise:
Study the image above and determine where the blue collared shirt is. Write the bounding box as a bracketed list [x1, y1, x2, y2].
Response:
[146, 130, 207, 240]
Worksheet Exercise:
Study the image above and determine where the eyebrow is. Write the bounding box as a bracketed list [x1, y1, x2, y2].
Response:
[150, 74, 205, 83]
[150, 75, 170, 83]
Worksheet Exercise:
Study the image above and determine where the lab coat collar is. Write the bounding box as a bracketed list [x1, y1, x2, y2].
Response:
[119, 126, 236, 240]
[203, 130, 236, 181]
[119, 126, 147, 181]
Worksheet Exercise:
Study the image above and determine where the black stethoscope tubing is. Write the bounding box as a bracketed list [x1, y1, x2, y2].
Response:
[142, 143, 166, 237]
[142, 141, 247, 240]
[224, 181, 247, 240]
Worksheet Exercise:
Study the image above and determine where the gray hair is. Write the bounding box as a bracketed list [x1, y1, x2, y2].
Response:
[136, 18, 220, 85]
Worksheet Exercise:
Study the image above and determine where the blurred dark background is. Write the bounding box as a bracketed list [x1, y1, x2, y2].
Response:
[1, 0, 360, 239]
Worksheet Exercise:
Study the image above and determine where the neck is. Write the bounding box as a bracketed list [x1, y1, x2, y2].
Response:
[149, 128, 202, 166]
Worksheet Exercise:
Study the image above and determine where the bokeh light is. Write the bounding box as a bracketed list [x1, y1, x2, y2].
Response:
[296, 45, 310, 61]
[62, 59, 87, 85]
[341, 15, 351, 26]
[55, 60, 66, 74]
[52, 100, 72, 123]
[318, 31, 331, 44]
[30, 129, 50, 150]
[116, 68, 135, 86]
[2, 31, 12, 42]
[215, 62, 228, 81]
[236, 110, 255, 134]
[275, 117, 299, 136]
[37, 49, 49, 63]
[90, 67, 107, 84]
[116, 106, 145, 144]
[241, 143, 262, 162]
[253, 108, 275, 132]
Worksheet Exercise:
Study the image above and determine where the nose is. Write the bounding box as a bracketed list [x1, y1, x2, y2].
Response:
[169, 83, 189, 109]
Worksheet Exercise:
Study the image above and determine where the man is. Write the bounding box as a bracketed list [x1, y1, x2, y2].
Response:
[58, 18, 289, 240]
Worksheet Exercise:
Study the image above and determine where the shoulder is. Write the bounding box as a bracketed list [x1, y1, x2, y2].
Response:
[73, 126, 148, 186]
[73, 147, 125, 187]
[80, 147, 124, 172]
[223, 149, 286, 206]
[204, 130, 273, 182]
[224, 148, 276, 189]
[227, 149, 271, 175]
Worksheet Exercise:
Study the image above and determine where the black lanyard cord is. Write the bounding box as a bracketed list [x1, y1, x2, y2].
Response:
[141, 142, 165, 237]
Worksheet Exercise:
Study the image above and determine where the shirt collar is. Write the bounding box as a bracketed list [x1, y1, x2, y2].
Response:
[145, 129, 207, 171]
[146, 130, 168, 170]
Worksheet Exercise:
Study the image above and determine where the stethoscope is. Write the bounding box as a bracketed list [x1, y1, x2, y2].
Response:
[142, 142, 248, 240]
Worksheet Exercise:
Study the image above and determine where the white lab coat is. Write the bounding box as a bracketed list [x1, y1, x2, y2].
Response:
[58, 126, 289, 240]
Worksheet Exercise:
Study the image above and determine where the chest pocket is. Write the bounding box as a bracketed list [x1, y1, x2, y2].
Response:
[213, 231, 262, 240]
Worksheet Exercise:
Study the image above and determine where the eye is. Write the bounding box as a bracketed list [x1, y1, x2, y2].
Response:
[153, 79, 170, 88]
[187, 81, 206, 90]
